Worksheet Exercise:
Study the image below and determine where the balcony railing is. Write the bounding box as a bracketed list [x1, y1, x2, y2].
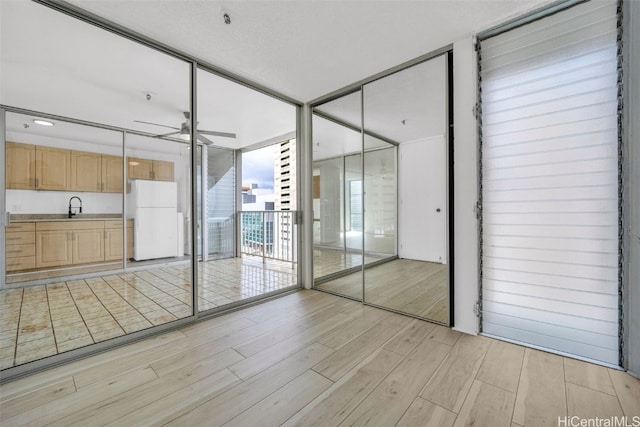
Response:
[239, 211, 296, 266]
[207, 215, 235, 258]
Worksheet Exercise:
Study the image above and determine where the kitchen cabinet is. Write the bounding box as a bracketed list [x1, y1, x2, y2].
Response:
[104, 219, 133, 261]
[36, 224, 74, 268]
[5, 142, 36, 190]
[36, 221, 104, 268]
[128, 157, 174, 181]
[153, 160, 174, 181]
[36, 146, 71, 190]
[73, 222, 105, 264]
[6, 222, 36, 272]
[101, 155, 123, 193]
[127, 157, 154, 180]
[71, 151, 102, 192]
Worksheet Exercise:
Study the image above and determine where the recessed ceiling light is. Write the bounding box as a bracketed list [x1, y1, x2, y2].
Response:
[33, 119, 54, 126]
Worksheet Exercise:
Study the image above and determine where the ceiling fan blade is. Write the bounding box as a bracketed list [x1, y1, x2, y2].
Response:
[197, 134, 215, 145]
[134, 120, 180, 131]
[156, 131, 180, 138]
[199, 130, 236, 138]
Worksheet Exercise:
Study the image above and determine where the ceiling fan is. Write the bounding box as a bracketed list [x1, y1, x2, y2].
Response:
[134, 111, 236, 145]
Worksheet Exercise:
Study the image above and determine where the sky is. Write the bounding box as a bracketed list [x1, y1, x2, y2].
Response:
[242, 145, 276, 190]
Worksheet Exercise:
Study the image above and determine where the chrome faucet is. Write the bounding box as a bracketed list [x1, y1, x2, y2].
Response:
[68, 196, 83, 218]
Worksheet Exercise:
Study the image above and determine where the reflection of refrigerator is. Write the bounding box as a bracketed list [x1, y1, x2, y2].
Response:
[128, 180, 178, 261]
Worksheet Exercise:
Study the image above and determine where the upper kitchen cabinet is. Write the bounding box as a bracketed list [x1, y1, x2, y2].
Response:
[101, 155, 123, 193]
[127, 157, 153, 180]
[127, 157, 174, 181]
[153, 160, 174, 181]
[36, 146, 71, 191]
[71, 150, 101, 192]
[5, 141, 36, 189]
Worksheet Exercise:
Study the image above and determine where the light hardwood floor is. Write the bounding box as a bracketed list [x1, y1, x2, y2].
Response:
[313, 247, 385, 280]
[1, 290, 638, 426]
[317, 259, 448, 324]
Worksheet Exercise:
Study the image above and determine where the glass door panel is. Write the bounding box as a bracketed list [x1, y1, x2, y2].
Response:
[362, 55, 450, 324]
[196, 67, 298, 313]
[312, 90, 364, 300]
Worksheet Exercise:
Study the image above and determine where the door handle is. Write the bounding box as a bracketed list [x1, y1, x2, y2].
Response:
[436, 208, 441, 212]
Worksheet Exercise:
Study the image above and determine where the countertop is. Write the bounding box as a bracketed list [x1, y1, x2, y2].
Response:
[10, 214, 129, 222]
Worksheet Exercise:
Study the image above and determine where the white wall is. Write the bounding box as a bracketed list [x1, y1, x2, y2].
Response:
[452, 37, 479, 335]
[399, 136, 447, 263]
[626, 0, 640, 377]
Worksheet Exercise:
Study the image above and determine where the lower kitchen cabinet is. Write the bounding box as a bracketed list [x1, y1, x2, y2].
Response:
[73, 224, 105, 264]
[104, 220, 134, 261]
[36, 226, 74, 268]
[6, 222, 36, 272]
[9, 219, 134, 272]
[36, 221, 105, 268]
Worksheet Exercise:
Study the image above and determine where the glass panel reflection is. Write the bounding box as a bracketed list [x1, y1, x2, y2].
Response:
[312, 90, 364, 300]
[363, 55, 449, 324]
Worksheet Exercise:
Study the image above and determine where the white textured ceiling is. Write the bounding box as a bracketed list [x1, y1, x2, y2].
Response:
[64, 0, 554, 103]
[1, 0, 554, 151]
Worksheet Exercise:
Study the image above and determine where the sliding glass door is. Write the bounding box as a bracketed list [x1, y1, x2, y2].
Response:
[0, 0, 300, 379]
[311, 53, 452, 325]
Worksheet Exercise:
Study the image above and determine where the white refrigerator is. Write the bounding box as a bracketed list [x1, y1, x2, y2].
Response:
[128, 180, 179, 261]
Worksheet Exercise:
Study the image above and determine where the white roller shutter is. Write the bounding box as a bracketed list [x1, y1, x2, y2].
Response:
[480, 0, 619, 365]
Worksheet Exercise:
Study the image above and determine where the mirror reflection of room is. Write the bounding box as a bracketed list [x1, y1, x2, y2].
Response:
[312, 54, 451, 324]
[312, 90, 365, 301]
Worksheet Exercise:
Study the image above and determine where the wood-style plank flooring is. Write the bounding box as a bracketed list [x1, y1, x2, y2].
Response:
[313, 247, 385, 280]
[1, 290, 638, 426]
[317, 259, 448, 323]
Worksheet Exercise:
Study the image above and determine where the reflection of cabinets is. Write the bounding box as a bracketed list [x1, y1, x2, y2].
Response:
[128, 157, 174, 181]
[104, 220, 133, 261]
[6, 222, 36, 272]
[5, 142, 36, 189]
[36, 146, 71, 190]
[71, 151, 102, 192]
[5, 141, 174, 191]
[102, 155, 123, 193]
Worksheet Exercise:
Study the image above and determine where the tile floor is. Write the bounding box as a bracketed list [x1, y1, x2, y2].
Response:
[0, 256, 297, 370]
